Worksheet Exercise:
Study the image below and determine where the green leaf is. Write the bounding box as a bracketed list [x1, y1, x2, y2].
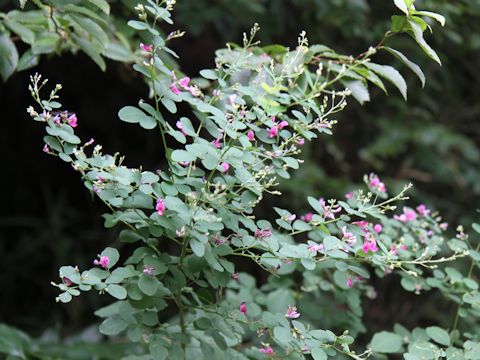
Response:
[88, 0, 110, 14]
[127, 20, 150, 30]
[393, 0, 409, 15]
[366, 63, 407, 100]
[343, 79, 370, 104]
[0, 34, 18, 82]
[199, 69, 217, 80]
[426, 326, 450, 346]
[408, 20, 441, 65]
[118, 106, 156, 129]
[383, 47, 425, 87]
[149, 343, 168, 360]
[311, 348, 327, 360]
[273, 326, 293, 345]
[72, 34, 106, 71]
[472, 223, 480, 234]
[106, 284, 127, 299]
[71, 15, 109, 46]
[171, 149, 196, 163]
[415, 11, 446, 26]
[370, 331, 403, 353]
[17, 50, 39, 72]
[99, 316, 128, 335]
[138, 274, 160, 296]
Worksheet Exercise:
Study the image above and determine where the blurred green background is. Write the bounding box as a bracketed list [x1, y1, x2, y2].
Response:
[0, 0, 479, 345]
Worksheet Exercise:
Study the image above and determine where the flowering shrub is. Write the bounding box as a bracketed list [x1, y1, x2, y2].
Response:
[11, 0, 480, 359]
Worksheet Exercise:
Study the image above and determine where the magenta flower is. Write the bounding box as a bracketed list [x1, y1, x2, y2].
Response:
[239, 301, 247, 315]
[176, 120, 183, 130]
[67, 114, 78, 128]
[295, 137, 305, 146]
[156, 198, 166, 216]
[341, 226, 356, 246]
[63, 276, 73, 286]
[140, 43, 153, 52]
[278, 120, 288, 129]
[220, 162, 230, 172]
[85, 138, 95, 146]
[307, 243, 323, 255]
[143, 265, 155, 276]
[179, 161, 190, 167]
[373, 224, 383, 234]
[345, 191, 354, 199]
[439, 222, 448, 231]
[247, 130, 255, 141]
[369, 173, 387, 193]
[170, 83, 181, 95]
[362, 235, 378, 254]
[416, 204, 430, 217]
[94, 255, 110, 269]
[259, 345, 274, 356]
[346, 276, 353, 288]
[394, 207, 417, 223]
[178, 77, 190, 89]
[301, 212, 313, 222]
[43, 144, 49, 153]
[287, 214, 296, 222]
[267, 126, 279, 138]
[228, 94, 237, 106]
[285, 305, 300, 319]
[319, 198, 342, 220]
[53, 115, 61, 125]
[255, 228, 272, 239]
[390, 244, 398, 255]
[212, 138, 222, 149]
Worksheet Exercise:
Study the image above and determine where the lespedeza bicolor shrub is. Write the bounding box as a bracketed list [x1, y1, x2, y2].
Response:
[25, 0, 480, 359]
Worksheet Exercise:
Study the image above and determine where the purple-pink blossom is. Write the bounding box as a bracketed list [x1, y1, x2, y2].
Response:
[63, 276, 73, 286]
[394, 207, 417, 223]
[295, 137, 305, 146]
[268, 126, 279, 138]
[439, 222, 448, 231]
[178, 77, 190, 89]
[212, 138, 222, 149]
[301, 212, 313, 222]
[373, 224, 383, 234]
[67, 114, 77, 128]
[93, 255, 110, 269]
[361, 235, 378, 254]
[346, 276, 353, 288]
[416, 204, 430, 217]
[239, 301, 247, 314]
[255, 228, 272, 239]
[285, 305, 300, 319]
[43, 144, 49, 153]
[228, 94, 237, 106]
[307, 243, 323, 255]
[259, 345, 274, 356]
[369, 173, 387, 193]
[156, 198, 166, 216]
[319, 198, 342, 220]
[247, 130, 255, 141]
[140, 43, 153, 52]
[278, 120, 288, 129]
[220, 162, 230, 172]
[341, 226, 356, 246]
[143, 265, 155, 276]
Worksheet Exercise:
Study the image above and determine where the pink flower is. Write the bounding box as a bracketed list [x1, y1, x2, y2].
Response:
[319, 198, 342, 220]
[307, 243, 323, 255]
[395, 207, 416, 223]
[255, 228, 272, 239]
[345, 191, 354, 199]
[140, 43, 153, 52]
[259, 345, 274, 356]
[170, 83, 181, 95]
[278, 120, 288, 129]
[268, 126, 278, 138]
[94, 255, 110, 269]
[285, 305, 300, 319]
[143, 265, 155, 276]
[373, 224, 383, 234]
[346, 277, 353, 288]
[220, 162, 230, 172]
[67, 114, 77, 128]
[43, 144, 49, 153]
[362, 235, 378, 254]
[389, 244, 398, 255]
[301, 212, 313, 222]
[85, 138, 95, 146]
[63, 276, 73, 286]
[176, 120, 183, 130]
[178, 77, 190, 89]
[439, 222, 448, 231]
[239, 301, 247, 315]
[247, 130, 255, 141]
[156, 198, 166, 216]
[295, 137, 305, 146]
[416, 204, 430, 217]
[179, 161, 190, 167]
[212, 138, 222, 149]
[53, 115, 61, 125]
[369, 173, 387, 193]
[341, 226, 356, 246]
[228, 94, 237, 106]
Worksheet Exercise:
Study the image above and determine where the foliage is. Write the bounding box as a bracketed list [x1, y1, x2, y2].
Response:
[0, 0, 474, 359]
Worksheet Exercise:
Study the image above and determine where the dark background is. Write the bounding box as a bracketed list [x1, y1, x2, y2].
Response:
[1, 0, 479, 339]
